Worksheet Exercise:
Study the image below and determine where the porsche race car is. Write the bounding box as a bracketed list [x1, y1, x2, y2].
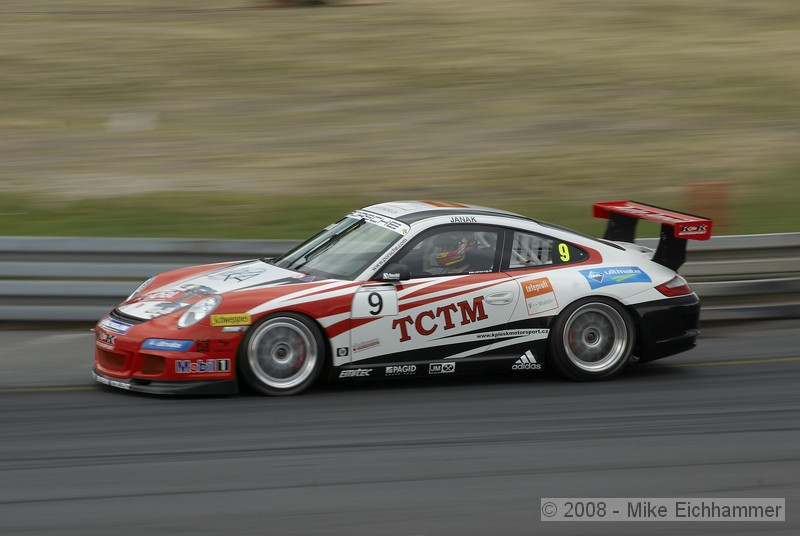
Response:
[93, 200, 712, 395]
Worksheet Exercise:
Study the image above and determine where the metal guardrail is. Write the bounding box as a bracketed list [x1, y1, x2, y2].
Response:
[637, 233, 800, 321]
[0, 234, 798, 323]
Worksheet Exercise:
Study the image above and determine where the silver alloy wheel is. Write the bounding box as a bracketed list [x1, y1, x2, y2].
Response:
[246, 316, 319, 390]
[562, 302, 629, 373]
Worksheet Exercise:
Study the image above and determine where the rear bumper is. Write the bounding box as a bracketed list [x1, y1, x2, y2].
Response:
[93, 369, 238, 395]
[631, 294, 701, 362]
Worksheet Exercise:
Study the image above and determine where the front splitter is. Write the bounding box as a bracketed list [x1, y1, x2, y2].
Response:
[92, 369, 238, 395]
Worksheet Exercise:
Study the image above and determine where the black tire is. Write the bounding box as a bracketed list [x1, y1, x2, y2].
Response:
[238, 312, 326, 396]
[548, 297, 635, 381]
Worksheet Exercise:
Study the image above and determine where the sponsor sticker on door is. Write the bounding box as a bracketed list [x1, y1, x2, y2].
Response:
[520, 277, 558, 316]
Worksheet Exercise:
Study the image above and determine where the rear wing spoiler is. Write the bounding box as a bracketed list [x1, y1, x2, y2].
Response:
[593, 200, 713, 271]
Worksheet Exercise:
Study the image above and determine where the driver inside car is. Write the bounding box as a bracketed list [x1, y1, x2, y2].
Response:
[424, 232, 478, 275]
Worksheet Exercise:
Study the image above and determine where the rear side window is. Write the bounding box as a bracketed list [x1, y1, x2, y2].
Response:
[507, 230, 587, 269]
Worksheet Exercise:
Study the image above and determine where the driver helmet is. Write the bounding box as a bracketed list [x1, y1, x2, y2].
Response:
[432, 233, 477, 269]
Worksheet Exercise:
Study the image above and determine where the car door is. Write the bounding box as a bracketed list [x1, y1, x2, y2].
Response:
[347, 224, 521, 368]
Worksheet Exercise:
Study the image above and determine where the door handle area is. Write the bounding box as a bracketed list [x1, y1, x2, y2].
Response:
[484, 291, 514, 306]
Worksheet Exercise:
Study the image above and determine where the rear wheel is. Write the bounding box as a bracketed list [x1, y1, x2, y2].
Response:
[548, 298, 634, 381]
[238, 313, 325, 396]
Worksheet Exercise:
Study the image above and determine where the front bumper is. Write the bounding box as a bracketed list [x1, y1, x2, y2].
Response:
[631, 294, 701, 362]
[93, 310, 244, 395]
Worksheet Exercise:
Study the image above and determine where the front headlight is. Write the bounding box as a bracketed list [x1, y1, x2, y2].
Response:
[177, 295, 222, 329]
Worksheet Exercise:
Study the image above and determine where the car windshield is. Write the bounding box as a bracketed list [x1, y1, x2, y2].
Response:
[273, 215, 405, 280]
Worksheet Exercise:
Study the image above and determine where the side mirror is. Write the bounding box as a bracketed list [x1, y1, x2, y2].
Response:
[375, 262, 411, 282]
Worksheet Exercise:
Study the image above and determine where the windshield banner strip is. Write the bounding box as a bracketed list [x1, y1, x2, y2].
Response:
[349, 210, 410, 235]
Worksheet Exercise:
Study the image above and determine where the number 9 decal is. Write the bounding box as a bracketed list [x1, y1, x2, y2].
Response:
[367, 292, 383, 316]
[558, 243, 570, 262]
[352, 287, 399, 318]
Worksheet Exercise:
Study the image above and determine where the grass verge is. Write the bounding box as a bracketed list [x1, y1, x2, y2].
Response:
[1, 1, 798, 238]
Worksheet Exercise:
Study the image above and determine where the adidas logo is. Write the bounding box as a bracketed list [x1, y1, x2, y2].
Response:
[512, 350, 542, 370]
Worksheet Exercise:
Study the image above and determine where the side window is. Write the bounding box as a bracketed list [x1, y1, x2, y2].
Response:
[394, 226, 500, 277]
[508, 231, 587, 269]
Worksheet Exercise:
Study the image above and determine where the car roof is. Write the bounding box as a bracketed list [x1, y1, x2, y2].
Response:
[361, 200, 532, 224]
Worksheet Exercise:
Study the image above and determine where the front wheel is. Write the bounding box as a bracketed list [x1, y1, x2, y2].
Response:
[548, 298, 635, 381]
[238, 313, 326, 396]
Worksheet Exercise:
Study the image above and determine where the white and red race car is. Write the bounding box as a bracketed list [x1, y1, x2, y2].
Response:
[93, 200, 712, 396]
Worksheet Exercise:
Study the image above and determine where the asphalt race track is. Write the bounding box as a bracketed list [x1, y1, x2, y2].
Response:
[1, 320, 798, 536]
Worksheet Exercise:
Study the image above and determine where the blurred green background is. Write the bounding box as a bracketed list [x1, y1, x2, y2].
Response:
[1, 0, 798, 239]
